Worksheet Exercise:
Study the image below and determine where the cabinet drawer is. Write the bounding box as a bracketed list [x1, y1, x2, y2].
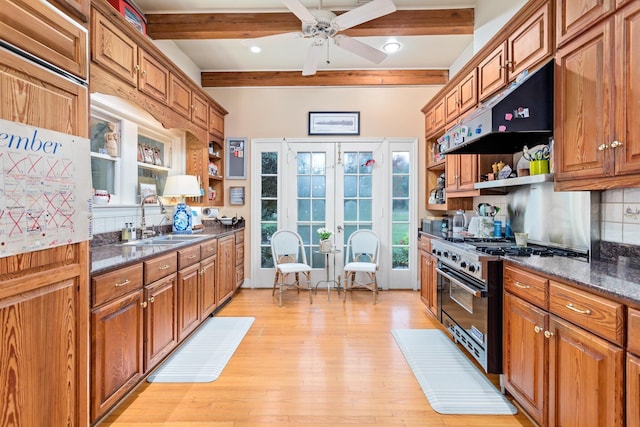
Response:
[144, 252, 177, 285]
[200, 239, 217, 258]
[92, 263, 143, 307]
[418, 237, 431, 253]
[549, 281, 625, 346]
[235, 244, 244, 266]
[628, 308, 640, 355]
[178, 245, 201, 269]
[504, 264, 548, 308]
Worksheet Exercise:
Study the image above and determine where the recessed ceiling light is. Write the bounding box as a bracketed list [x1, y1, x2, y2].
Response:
[382, 41, 401, 53]
[249, 46, 262, 53]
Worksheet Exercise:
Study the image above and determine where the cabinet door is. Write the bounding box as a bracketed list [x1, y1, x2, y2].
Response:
[138, 49, 169, 104]
[91, 289, 145, 421]
[458, 69, 477, 115]
[556, 0, 615, 47]
[419, 251, 430, 306]
[217, 235, 236, 304]
[145, 274, 178, 372]
[478, 42, 508, 100]
[555, 20, 614, 182]
[200, 255, 217, 318]
[209, 105, 225, 137]
[445, 154, 460, 191]
[91, 9, 138, 87]
[428, 253, 438, 316]
[169, 73, 191, 119]
[50, 0, 90, 23]
[614, 2, 640, 176]
[192, 91, 209, 129]
[628, 354, 640, 427]
[503, 292, 547, 425]
[548, 316, 624, 427]
[444, 85, 460, 125]
[432, 97, 446, 131]
[508, 1, 552, 79]
[457, 154, 478, 191]
[177, 263, 201, 341]
[0, 0, 88, 79]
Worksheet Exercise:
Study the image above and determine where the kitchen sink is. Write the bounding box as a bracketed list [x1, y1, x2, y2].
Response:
[119, 234, 206, 247]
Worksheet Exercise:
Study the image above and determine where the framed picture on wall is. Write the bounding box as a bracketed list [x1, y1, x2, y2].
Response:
[309, 111, 360, 135]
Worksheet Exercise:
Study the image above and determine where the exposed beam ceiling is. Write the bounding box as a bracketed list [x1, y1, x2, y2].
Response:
[145, 9, 474, 40]
[201, 69, 449, 87]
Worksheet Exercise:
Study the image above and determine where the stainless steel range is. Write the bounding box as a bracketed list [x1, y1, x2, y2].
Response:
[431, 237, 588, 375]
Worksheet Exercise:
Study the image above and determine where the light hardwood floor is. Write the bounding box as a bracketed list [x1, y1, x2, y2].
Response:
[99, 288, 534, 426]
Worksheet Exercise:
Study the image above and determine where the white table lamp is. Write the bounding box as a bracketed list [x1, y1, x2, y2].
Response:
[163, 175, 201, 234]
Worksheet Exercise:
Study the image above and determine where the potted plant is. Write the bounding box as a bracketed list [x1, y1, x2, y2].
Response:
[317, 227, 332, 252]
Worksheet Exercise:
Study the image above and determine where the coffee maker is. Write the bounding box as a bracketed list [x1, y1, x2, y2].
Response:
[428, 173, 446, 204]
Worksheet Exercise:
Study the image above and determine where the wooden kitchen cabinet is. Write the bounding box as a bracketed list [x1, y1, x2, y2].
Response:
[209, 105, 225, 139]
[90, 261, 151, 422]
[0, 0, 88, 80]
[555, 0, 615, 47]
[444, 69, 477, 126]
[418, 236, 438, 318]
[144, 273, 178, 371]
[51, 0, 90, 22]
[169, 73, 209, 130]
[235, 230, 245, 289]
[177, 245, 202, 341]
[445, 154, 477, 194]
[217, 234, 236, 304]
[628, 354, 640, 427]
[200, 239, 218, 318]
[424, 97, 446, 140]
[555, 1, 640, 190]
[503, 263, 625, 427]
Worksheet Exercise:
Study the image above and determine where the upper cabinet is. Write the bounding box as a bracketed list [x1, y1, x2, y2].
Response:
[479, 1, 552, 100]
[554, 1, 640, 190]
[51, 0, 90, 23]
[445, 69, 477, 126]
[0, 0, 88, 80]
[556, 0, 615, 47]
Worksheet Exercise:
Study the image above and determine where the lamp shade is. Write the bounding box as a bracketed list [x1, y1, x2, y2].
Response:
[163, 175, 201, 200]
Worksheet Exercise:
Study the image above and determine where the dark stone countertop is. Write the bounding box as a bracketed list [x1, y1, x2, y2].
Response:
[90, 223, 244, 276]
[418, 231, 640, 307]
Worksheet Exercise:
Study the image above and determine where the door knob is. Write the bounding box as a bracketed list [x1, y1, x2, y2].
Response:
[337, 225, 343, 232]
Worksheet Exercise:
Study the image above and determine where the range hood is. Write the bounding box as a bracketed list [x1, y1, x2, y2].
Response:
[438, 60, 554, 155]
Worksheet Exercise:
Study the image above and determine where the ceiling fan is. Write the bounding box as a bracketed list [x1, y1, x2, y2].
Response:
[245, 0, 397, 76]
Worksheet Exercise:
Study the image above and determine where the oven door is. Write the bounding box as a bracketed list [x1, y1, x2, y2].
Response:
[437, 263, 488, 346]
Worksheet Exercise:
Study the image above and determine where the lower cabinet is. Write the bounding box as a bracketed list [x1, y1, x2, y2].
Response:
[217, 234, 236, 304]
[503, 263, 625, 427]
[628, 354, 640, 427]
[418, 237, 438, 318]
[177, 263, 201, 341]
[235, 230, 245, 289]
[144, 273, 178, 371]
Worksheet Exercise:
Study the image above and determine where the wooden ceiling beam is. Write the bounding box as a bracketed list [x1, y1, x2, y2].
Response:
[145, 9, 474, 40]
[201, 69, 448, 87]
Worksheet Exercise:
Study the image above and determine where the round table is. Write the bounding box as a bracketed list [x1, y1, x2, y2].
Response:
[314, 249, 342, 301]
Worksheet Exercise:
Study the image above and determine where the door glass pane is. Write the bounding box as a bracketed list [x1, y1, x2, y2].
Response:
[342, 150, 373, 254]
[297, 151, 326, 268]
[260, 152, 278, 268]
[344, 176, 357, 197]
[359, 175, 372, 197]
[91, 157, 115, 194]
[344, 199, 357, 221]
[391, 151, 410, 269]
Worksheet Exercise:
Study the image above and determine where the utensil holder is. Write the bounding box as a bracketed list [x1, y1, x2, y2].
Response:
[529, 160, 549, 175]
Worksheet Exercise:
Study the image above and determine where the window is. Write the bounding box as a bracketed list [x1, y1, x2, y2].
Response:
[90, 97, 183, 205]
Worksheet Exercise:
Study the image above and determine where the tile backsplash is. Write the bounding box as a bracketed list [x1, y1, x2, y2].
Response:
[601, 188, 640, 245]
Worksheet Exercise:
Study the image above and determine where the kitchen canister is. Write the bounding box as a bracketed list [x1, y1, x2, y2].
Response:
[529, 159, 549, 175]
[493, 220, 502, 238]
[476, 217, 494, 238]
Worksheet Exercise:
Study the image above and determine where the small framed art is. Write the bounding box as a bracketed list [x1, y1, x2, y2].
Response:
[309, 111, 360, 135]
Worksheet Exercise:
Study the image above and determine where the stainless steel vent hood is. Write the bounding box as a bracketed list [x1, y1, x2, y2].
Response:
[439, 60, 554, 155]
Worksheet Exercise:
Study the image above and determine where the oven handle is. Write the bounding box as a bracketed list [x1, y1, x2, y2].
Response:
[436, 267, 484, 297]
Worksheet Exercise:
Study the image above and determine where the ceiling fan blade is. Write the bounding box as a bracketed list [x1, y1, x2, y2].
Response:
[282, 0, 317, 25]
[333, 34, 387, 64]
[241, 32, 304, 47]
[302, 40, 324, 76]
[332, 0, 396, 31]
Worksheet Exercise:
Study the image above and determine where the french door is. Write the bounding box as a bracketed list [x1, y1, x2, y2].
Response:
[251, 138, 417, 290]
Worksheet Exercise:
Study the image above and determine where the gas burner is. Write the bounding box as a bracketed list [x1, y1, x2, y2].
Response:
[445, 236, 513, 244]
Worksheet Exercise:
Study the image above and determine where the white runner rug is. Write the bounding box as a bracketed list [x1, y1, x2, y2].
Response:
[147, 316, 254, 383]
[392, 328, 517, 415]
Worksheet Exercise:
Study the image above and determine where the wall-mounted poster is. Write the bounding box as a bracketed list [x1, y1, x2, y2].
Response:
[226, 137, 247, 179]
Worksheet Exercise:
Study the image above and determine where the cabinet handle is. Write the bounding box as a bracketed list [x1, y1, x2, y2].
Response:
[141, 70, 147, 76]
[187, 254, 197, 259]
[534, 325, 543, 334]
[610, 140, 623, 148]
[544, 330, 554, 339]
[513, 281, 530, 289]
[158, 264, 170, 270]
[149, 296, 155, 303]
[135, 64, 140, 73]
[598, 143, 608, 151]
[114, 279, 130, 287]
[565, 303, 591, 315]
[141, 301, 148, 308]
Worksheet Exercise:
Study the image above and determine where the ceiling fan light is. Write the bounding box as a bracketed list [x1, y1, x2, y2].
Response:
[383, 41, 401, 53]
[249, 46, 262, 53]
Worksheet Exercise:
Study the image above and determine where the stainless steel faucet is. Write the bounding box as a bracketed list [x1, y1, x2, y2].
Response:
[140, 194, 167, 239]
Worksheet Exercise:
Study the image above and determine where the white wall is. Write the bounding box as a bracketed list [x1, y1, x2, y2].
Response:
[473, 0, 528, 53]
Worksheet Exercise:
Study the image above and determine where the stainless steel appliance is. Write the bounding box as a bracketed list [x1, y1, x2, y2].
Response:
[432, 236, 589, 374]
